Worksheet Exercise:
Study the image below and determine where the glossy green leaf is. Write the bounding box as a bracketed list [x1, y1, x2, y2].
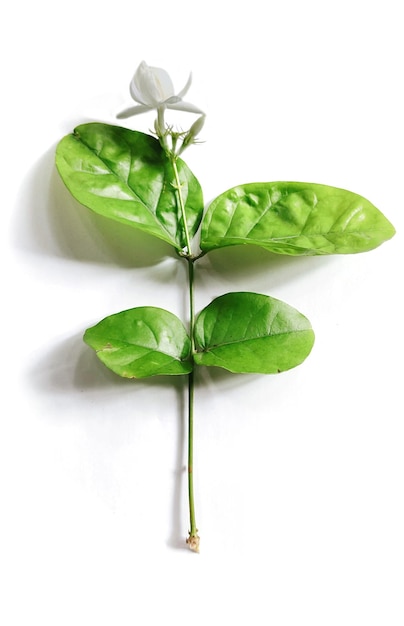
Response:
[55, 123, 203, 251]
[84, 307, 193, 378]
[193, 292, 314, 374]
[200, 182, 395, 255]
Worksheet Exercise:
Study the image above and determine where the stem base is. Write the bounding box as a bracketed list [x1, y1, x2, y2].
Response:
[186, 534, 200, 553]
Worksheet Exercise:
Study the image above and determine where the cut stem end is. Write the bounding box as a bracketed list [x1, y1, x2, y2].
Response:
[186, 534, 200, 553]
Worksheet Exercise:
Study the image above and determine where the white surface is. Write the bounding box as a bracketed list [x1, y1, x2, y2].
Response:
[2, 1, 403, 624]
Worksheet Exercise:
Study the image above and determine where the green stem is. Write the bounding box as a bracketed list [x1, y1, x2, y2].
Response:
[187, 368, 196, 532]
[188, 258, 195, 340]
[171, 155, 200, 548]
[186, 258, 199, 552]
[171, 151, 200, 551]
[155, 112, 200, 551]
[170, 155, 193, 258]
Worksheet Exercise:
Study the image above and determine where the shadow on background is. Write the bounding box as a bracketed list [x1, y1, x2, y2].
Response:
[12, 145, 177, 269]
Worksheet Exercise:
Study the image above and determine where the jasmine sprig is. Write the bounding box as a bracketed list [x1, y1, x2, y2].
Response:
[55, 61, 395, 554]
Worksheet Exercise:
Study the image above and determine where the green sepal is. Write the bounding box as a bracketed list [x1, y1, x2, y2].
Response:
[55, 123, 203, 251]
[194, 292, 315, 374]
[84, 307, 193, 378]
[200, 182, 395, 255]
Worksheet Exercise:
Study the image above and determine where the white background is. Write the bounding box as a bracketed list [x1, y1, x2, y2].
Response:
[2, 1, 403, 624]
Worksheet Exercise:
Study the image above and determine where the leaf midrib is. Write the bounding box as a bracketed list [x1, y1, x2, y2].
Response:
[99, 341, 187, 362]
[205, 226, 390, 243]
[197, 327, 311, 352]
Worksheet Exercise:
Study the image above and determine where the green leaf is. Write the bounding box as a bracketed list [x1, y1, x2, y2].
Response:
[200, 182, 395, 255]
[194, 292, 315, 374]
[84, 307, 193, 378]
[55, 123, 203, 251]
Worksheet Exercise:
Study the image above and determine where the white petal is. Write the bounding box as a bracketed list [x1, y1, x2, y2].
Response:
[166, 100, 204, 114]
[164, 95, 181, 104]
[148, 66, 175, 102]
[129, 61, 149, 105]
[177, 72, 192, 99]
[116, 104, 152, 119]
[130, 61, 175, 107]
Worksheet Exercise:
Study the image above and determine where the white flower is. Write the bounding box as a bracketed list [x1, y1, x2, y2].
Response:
[118, 61, 203, 119]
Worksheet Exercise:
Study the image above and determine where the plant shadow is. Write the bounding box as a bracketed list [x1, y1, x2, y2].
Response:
[196, 243, 336, 293]
[12, 145, 176, 269]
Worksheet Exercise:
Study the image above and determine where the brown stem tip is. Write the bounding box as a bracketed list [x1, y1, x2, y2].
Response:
[186, 534, 200, 553]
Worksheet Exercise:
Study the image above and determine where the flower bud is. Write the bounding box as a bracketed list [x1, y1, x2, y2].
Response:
[188, 114, 206, 139]
[178, 115, 206, 154]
